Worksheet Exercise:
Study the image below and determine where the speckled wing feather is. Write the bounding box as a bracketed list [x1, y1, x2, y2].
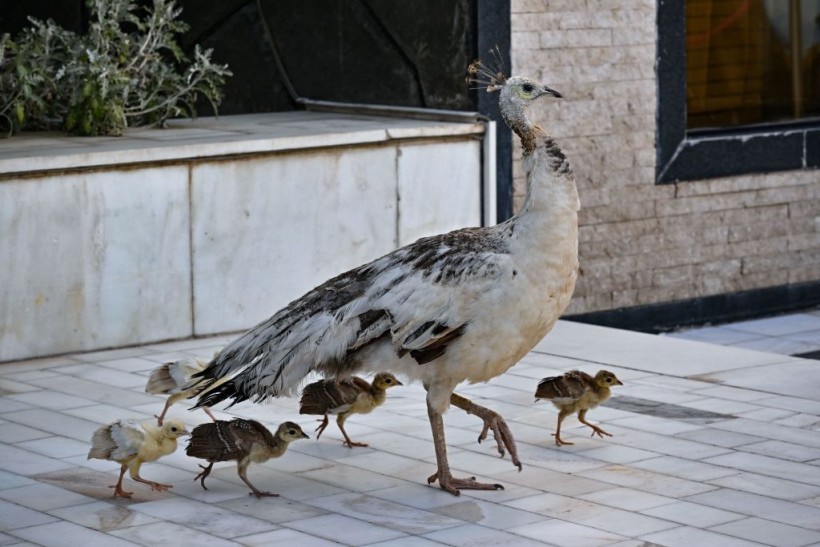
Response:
[186, 419, 270, 462]
[299, 377, 370, 415]
[191, 228, 513, 409]
[534, 370, 594, 404]
[88, 419, 145, 461]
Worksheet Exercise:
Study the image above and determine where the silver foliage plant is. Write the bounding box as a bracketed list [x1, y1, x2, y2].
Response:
[0, 0, 232, 136]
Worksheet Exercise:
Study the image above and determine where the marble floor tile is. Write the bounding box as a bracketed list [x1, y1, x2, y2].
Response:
[305, 492, 463, 535]
[0, 483, 97, 511]
[640, 525, 767, 547]
[578, 487, 676, 512]
[298, 463, 408, 493]
[0, 444, 75, 476]
[0, 499, 59, 530]
[707, 472, 820, 501]
[640, 500, 744, 527]
[630, 456, 737, 482]
[424, 523, 555, 547]
[710, 517, 820, 547]
[739, 439, 820, 462]
[0, 423, 51, 443]
[574, 445, 659, 465]
[233, 527, 340, 547]
[284, 513, 406, 545]
[664, 326, 763, 345]
[576, 465, 718, 498]
[686, 488, 820, 531]
[430, 498, 546, 530]
[129, 498, 277, 538]
[7, 391, 96, 410]
[722, 314, 820, 337]
[109, 521, 240, 547]
[0, 470, 36, 490]
[47, 501, 160, 531]
[9, 520, 138, 547]
[702, 452, 820, 486]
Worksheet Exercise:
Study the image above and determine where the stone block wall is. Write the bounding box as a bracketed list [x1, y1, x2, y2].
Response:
[510, 0, 820, 315]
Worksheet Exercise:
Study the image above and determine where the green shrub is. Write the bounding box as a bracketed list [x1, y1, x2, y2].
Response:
[0, 0, 231, 136]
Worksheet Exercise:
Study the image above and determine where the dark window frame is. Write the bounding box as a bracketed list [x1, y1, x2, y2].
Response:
[656, 0, 820, 184]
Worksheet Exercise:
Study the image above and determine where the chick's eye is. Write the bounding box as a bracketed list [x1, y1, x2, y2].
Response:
[605, 378, 613, 383]
[522, 83, 534, 93]
[171, 427, 178, 432]
[288, 429, 297, 435]
[385, 379, 393, 384]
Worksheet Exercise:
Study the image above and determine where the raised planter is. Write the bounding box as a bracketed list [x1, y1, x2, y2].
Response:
[0, 111, 487, 361]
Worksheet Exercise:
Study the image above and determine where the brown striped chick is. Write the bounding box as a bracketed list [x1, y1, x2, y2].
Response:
[88, 418, 189, 498]
[186, 419, 308, 498]
[146, 356, 218, 426]
[299, 372, 403, 447]
[535, 370, 623, 446]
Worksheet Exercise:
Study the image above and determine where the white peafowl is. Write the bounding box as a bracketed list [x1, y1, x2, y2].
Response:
[190, 58, 579, 495]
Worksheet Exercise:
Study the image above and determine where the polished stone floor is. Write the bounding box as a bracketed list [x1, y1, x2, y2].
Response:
[1, 313, 819, 546]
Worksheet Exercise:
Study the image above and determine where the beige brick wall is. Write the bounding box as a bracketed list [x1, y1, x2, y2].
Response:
[510, 0, 820, 315]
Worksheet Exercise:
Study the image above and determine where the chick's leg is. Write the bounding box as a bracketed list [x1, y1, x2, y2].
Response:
[202, 406, 218, 422]
[155, 399, 173, 426]
[314, 415, 330, 439]
[552, 408, 573, 446]
[450, 393, 521, 471]
[238, 460, 277, 498]
[129, 460, 173, 492]
[194, 462, 214, 490]
[578, 409, 612, 439]
[337, 414, 367, 448]
[426, 397, 504, 496]
[110, 464, 133, 498]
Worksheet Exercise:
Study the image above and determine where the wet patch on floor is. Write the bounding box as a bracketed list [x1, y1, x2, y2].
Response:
[607, 396, 735, 424]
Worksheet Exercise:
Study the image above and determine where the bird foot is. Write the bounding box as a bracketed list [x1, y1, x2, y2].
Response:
[551, 433, 573, 447]
[109, 485, 133, 498]
[427, 471, 504, 496]
[146, 481, 173, 492]
[342, 440, 369, 448]
[589, 426, 612, 439]
[451, 395, 521, 471]
[194, 465, 211, 490]
[154, 414, 164, 426]
[249, 491, 279, 499]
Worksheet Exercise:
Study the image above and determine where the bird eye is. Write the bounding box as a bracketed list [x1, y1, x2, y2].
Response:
[288, 429, 297, 435]
[605, 378, 612, 383]
[171, 426, 178, 432]
[385, 379, 393, 384]
[522, 83, 534, 93]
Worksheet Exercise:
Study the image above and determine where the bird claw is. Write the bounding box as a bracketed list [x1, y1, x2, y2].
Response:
[551, 433, 573, 446]
[109, 485, 133, 498]
[343, 440, 368, 448]
[148, 482, 172, 492]
[427, 471, 504, 496]
[469, 405, 522, 471]
[250, 491, 279, 499]
[589, 426, 612, 439]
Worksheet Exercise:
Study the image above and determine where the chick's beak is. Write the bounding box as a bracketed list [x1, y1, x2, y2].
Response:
[396, 380, 404, 386]
[301, 432, 310, 439]
[543, 85, 562, 98]
[615, 379, 624, 386]
[181, 428, 191, 437]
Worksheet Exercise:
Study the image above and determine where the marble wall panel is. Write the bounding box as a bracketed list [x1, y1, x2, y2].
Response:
[397, 140, 482, 246]
[0, 168, 192, 361]
[191, 147, 399, 334]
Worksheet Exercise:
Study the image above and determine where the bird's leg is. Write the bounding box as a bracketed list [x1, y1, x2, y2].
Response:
[238, 461, 277, 498]
[132, 474, 173, 492]
[552, 408, 574, 446]
[315, 415, 329, 439]
[110, 465, 133, 498]
[578, 409, 612, 439]
[337, 415, 368, 448]
[426, 398, 504, 496]
[202, 406, 218, 422]
[194, 462, 214, 490]
[154, 399, 173, 426]
[449, 393, 522, 471]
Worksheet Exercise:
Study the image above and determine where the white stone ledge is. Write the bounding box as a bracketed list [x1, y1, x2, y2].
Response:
[0, 111, 484, 176]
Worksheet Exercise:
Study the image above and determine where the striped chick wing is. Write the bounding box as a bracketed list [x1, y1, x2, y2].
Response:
[88, 419, 146, 462]
[299, 377, 371, 416]
[146, 357, 208, 395]
[186, 419, 270, 463]
[534, 370, 594, 405]
[191, 227, 514, 409]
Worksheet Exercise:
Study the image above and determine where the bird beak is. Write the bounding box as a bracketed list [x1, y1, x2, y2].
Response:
[615, 380, 623, 386]
[543, 85, 562, 98]
[396, 380, 404, 386]
[301, 432, 310, 439]
[181, 429, 191, 437]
